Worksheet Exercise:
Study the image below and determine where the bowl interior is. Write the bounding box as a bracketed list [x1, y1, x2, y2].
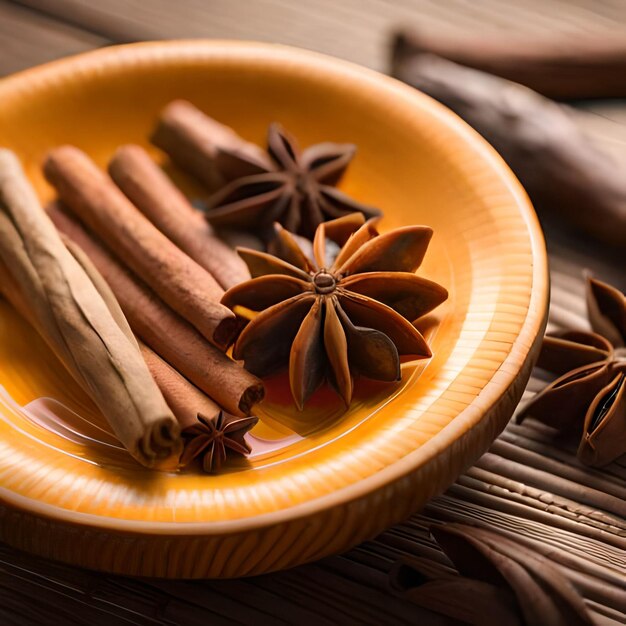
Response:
[0, 42, 546, 526]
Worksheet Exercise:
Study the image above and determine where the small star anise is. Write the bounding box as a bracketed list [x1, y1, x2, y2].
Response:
[180, 411, 258, 473]
[519, 276, 626, 466]
[222, 213, 448, 409]
[204, 124, 381, 239]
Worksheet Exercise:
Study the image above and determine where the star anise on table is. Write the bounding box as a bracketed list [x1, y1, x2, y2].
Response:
[391, 523, 593, 626]
[180, 411, 258, 473]
[204, 123, 381, 239]
[519, 276, 626, 467]
[222, 213, 448, 409]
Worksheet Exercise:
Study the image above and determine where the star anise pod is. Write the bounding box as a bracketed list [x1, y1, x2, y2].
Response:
[180, 411, 258, 473]
[519, 276, 626, 467]
[391, 523, 593, 626]
[204, 124, 381, 239]
[222, 213, 448, 409]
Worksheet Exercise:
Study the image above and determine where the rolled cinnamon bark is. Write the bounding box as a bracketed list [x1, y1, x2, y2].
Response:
[62, 244, 231, 472]
[108, 145, 249, 290]
[0, 149, 182, 469]
[65, 237, 219, 429]
[150, 100, 273, 188]
[139, 344, 221, 431]
[393, 31, 626, 100]
[43, 146, 237, 349]
[64, 249, 224, 430]
[48, 203, 264, 416]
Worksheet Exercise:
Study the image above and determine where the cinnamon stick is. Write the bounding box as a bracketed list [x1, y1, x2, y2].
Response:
[65, 236, 220, 430]
[150, 99, 273, 188]
[139, 343, 220, 431]
[0, 149, 182, 469]
[108, 145, 249, 290]
[391, 50, 626, 248]
[43, 146, 237, 349]
[63, 242, 242, 472]
[67, 241, 250, 458]
[48, 203, 263, 416]
[394, 31, 626, 100]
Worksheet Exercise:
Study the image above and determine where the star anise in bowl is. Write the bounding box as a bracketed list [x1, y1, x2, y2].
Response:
[519, 276, 626, 467]
[222, 213, 448, 409]
[204, 124, 381, 239]
[180, 411, 259, 474]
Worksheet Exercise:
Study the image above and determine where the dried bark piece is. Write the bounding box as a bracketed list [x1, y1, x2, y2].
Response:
[394, 30, 626, 100]
[0, 149, 181, 469]
[224, 215, 447, 409]
[391, 49, 626, 248]
[139, 343, 220, 431]
[205, 124, 381, 239]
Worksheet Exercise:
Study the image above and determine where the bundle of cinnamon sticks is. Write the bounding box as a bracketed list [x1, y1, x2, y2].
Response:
[0, 149, 182, 469]
[0, 103, 283, 472]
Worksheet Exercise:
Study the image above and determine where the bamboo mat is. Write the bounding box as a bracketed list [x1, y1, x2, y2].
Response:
[0, 1, 625, 624]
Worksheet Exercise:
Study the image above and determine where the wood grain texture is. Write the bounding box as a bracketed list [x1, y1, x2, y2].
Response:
[0, 1, 107, 76]
[12, 0, 626, 72]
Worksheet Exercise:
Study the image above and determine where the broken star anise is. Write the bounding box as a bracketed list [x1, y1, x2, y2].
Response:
[391, 523, 593, 626]
[204, 123, 381, 239]
[222, 213, 448, 409]
[180, 411, 258, 473]
[519, 276, 626, 467]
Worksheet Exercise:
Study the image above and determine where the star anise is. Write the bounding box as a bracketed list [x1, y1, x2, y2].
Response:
[204, 124, 381, 239]
[519, 276, 626, 467]
[391, 523, 593, 626]
[222, 213, 448, 409]
[180, 411, 258, 473]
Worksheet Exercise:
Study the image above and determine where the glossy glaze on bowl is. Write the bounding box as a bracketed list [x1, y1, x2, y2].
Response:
[0, 40, 548, 577]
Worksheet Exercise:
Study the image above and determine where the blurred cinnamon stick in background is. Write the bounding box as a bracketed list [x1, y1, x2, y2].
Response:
[394, 32, 626, 100]
[391, 44, 626, 248]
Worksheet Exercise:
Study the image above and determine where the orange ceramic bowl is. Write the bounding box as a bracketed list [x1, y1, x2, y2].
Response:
[0, 41, 548, 578]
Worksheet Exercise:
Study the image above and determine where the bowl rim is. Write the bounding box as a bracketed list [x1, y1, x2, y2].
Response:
[0, 39, 549, 535]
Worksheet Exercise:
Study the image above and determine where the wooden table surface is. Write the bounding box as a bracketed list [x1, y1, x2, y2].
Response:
[0, 2, 624, 625]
